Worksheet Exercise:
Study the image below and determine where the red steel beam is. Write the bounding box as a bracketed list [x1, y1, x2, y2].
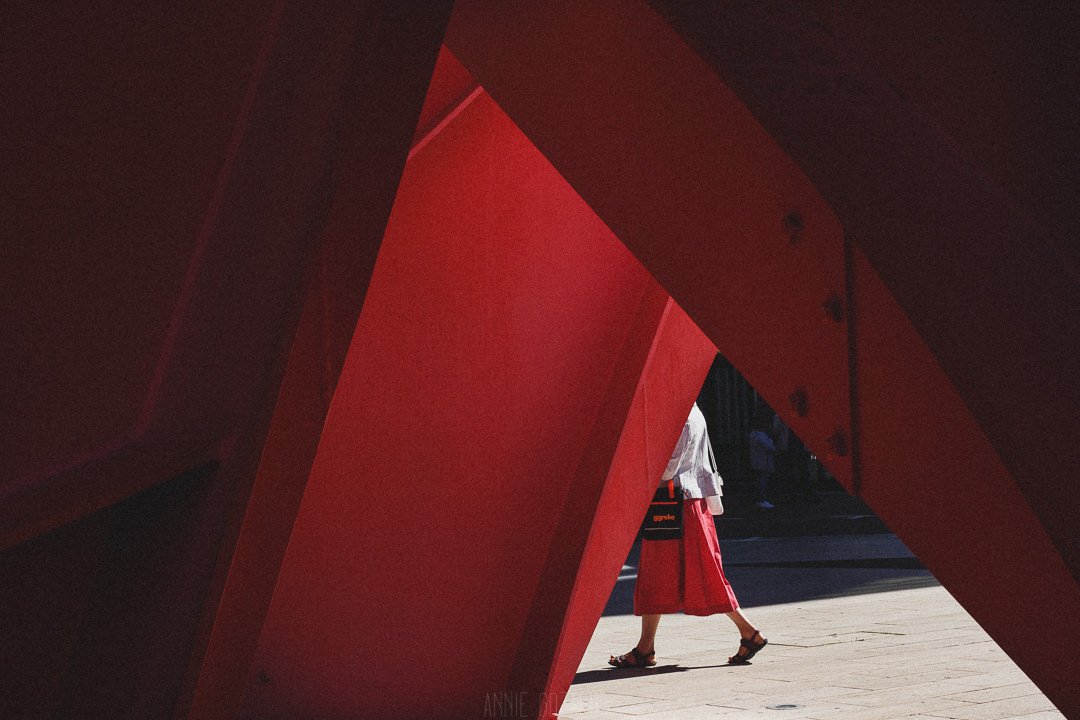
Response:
[445, 2, 1080, 715]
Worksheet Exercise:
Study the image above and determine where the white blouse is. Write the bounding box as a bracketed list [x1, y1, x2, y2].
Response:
[660, 403, 724, 499]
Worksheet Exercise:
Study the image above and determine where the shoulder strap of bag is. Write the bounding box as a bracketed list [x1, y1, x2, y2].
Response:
[705, 432, 724, 487]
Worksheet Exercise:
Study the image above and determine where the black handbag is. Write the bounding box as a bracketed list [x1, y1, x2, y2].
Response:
[640, 480, 683, 540]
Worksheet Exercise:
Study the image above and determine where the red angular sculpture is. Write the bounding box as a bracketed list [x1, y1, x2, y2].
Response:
[2, 2, 1077, 719]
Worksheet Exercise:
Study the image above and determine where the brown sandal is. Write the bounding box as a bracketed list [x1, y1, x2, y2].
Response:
[608, 647, 656, 668]
[728, 630, 767, 665]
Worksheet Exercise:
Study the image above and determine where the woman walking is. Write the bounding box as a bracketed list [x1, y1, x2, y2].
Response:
[609, 403, 767, 668]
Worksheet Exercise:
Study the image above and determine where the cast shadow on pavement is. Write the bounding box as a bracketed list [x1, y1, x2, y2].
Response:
[602, 539, 938, 616]
[572, 665, 687, 685]
[573, 662, 759, 686]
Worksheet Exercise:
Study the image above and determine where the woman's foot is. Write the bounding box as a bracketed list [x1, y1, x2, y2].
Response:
[608, 647, 656, 669]
[728, 630, 767, 664]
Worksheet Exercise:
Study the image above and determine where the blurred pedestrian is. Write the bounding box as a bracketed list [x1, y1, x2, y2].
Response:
[749, 407, 776, 509]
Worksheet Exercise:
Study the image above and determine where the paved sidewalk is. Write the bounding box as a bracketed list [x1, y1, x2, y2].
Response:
[559, 536, 1063, 720]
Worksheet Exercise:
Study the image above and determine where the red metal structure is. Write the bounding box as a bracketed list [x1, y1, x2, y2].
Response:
[2, 2, 1077, 718]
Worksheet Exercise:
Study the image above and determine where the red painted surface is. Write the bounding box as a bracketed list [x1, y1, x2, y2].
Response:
[848, 246, 1079, 709]
[4, 3, 1077, 719]
[649, 0, 1080, 586]
[1, 3, 450, 718]
[445, 2, 1080, 715]
[541, 301, 716, 718]
[412, 46, 479, 145]
[241, 89, 716, 718]
[2, 3, 279, 545]
[183, 8, 454, 718]
[446, 1, 853, 489]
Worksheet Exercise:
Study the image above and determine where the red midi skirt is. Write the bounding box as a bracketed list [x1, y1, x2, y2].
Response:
[634, 498, 740, 616]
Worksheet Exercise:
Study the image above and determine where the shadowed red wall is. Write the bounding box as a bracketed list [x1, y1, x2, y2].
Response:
[0, 3, 452, 717]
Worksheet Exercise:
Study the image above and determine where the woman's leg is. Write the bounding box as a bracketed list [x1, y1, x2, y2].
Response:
[636, 614, 661, 654]
[678, 498, 768, 662]
[609, 614, 662, 667]
[613, 534, 674, 668]
[725, 608, 767, 662]
[724, 608, 757, 638]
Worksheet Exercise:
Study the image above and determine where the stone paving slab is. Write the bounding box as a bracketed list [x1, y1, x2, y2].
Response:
[558, 585, 1064, 720]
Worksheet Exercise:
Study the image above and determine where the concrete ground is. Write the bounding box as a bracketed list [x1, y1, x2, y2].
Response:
[557, 533, 1064, 720]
